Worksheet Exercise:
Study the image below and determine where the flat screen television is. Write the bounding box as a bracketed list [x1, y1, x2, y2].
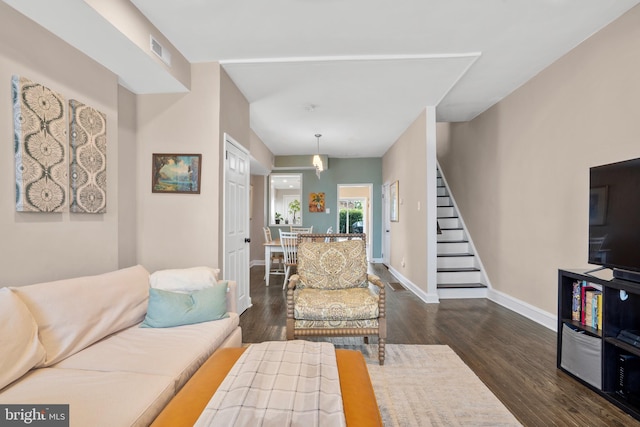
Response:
[589, 157, 640, 280]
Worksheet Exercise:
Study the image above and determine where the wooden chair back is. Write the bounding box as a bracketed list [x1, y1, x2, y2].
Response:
[279, 230, 298, 266]
[263, 227, 273, 242]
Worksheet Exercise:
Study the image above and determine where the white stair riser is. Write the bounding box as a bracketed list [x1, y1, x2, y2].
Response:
[438, 287, 488, 299]
[437, 271, 482, 284]
[437, 187, 447, 196]
[437, 242, 470, 254]
[437, 197, 451, 207]
[437, 177, 444, 186]
[437, 229, 465, 242]
[437, 256, 476, 269]
[438, 218, 460, 229]
[437, 206, 456, 217]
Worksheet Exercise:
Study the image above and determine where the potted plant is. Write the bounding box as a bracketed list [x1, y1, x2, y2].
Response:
[274, 212, 282, 224]
[288, 200, 301, 224]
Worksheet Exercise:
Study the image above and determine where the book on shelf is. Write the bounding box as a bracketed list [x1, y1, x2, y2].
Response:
[571, 280, 602, 330]
[596, 293, 602, 330]
[572, 281, 581, 321]
[585, 290, 593, 326]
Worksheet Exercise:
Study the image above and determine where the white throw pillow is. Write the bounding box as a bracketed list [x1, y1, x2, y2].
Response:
[149, 266, 220, 293]
[0, 287, 45, 390]
[11, 265, 150, 367]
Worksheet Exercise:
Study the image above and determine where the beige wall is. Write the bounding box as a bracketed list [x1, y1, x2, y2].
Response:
[439, 5, 640, 314]
[382, 110, 428, 290]
[250, 129, 274, 173]
[0, 3, 121, 285]
[250, 174, 267, 262]
[117, 86, 137, 268]
[136, 62, 222, 273]
[220, 68, 250, 151]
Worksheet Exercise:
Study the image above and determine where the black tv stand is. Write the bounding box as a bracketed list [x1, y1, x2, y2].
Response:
[584, 266, 610, 275]
[558, 269, 640, 422]
[613, 269, 640, 284]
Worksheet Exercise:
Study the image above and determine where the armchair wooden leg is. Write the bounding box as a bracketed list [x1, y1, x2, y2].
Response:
[378, 338, 385, 366]
[286, 318, 295, 340]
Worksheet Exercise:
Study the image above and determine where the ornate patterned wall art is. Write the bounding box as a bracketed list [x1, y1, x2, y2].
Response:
[12, 75, 68, 212]
[69, 99, 107, 213]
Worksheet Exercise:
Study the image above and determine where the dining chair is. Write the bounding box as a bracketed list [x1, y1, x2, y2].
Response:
[290, 226, 313, 233]
[279, 230, 299, 290]
[324, 226, 334, 242]
[263, 227, 284, 276]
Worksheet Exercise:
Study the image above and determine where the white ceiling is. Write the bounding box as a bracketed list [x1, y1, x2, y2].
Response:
[130, 0, 640, 157]
[6, 0, 639, 158]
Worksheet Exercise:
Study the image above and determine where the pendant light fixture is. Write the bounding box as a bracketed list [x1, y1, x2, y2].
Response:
[312, 133, 324, 179]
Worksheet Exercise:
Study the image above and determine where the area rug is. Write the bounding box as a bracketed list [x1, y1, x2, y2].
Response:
[320, 339, 522, 426]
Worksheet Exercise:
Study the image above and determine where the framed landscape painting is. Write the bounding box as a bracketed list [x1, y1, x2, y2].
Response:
[152, 153, 201, 194]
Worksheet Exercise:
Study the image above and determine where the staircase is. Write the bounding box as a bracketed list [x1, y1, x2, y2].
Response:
[436, 167, 488, 298]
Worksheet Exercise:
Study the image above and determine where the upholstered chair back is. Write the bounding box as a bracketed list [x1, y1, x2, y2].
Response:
[296, 239, 367, 290]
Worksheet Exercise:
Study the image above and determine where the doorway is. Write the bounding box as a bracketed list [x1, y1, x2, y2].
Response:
[382, 182, 390, 267]
[337, 184, 372, 260]
[224, 134, 251, 314]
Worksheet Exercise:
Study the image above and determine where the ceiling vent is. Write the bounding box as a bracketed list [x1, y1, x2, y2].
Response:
[150, 35, 171, 67]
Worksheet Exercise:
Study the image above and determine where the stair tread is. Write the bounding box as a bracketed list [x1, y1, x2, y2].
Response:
[437, 283, 487, 289]
[439, 227, 463, 231]
[437, 252, 474, 257]
[438, 240, 469, 244]
[437, 267, 480, 272]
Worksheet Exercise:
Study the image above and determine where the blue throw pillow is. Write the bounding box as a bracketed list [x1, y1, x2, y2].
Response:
[140, 281, 229, 328]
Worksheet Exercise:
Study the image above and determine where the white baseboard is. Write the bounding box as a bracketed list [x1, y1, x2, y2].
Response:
[250, 260, 265, 268]
[488, 288, 557, 331]
[387, 265, 440, 303]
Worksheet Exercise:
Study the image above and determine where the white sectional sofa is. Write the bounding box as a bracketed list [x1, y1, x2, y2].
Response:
[0, 265, 242, 427]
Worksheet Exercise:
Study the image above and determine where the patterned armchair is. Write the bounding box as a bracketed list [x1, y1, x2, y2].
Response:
[286, 233, 386, 365]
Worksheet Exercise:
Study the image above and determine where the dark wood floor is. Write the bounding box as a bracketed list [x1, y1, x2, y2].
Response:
[240, 264, 640, 427]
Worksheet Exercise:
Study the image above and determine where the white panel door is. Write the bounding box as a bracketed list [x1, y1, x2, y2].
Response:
[382, 183, 391, 266]
[224, 134, 251, 314]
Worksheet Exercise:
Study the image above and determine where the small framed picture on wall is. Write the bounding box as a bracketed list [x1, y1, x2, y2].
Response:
[390, 180, 399, 222]
[152, 153, 202, 194]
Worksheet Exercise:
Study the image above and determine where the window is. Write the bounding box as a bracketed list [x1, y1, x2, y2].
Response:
[338, 198, 364, 233]
[269, 173, 302, 226]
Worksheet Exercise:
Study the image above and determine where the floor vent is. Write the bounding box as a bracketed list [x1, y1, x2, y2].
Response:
[388, 282, 405, 291]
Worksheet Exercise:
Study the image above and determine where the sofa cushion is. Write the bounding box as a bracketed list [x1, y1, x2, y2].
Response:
[0, 368, 175, 427]
[141, 281, 229, 328]
[0, 288, 45, 390]
[297, 240, 368, 290]
[53, 313, 240, 392]
[11, 265, 150, 367]
[293, 288, 379, 321]
[149, 266, 220, 293]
